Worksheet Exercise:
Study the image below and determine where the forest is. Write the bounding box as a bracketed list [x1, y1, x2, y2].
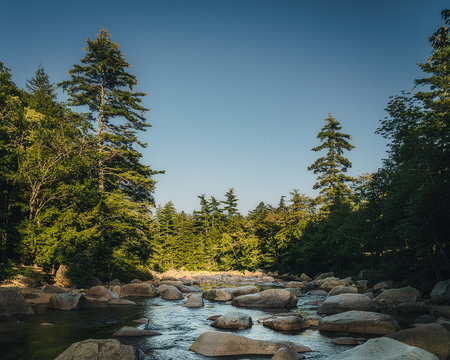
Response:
[0, 10, 449, 291]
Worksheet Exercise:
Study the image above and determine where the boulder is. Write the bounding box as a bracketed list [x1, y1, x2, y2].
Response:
[431, 306, 450, 319]
[232, 289, 297, 308]
[54, 338, 136, 360]
[326, 337, 439, 360]
[133, 317, 148, 324]
[286, 282, 305, 289]
[86, 285, 118, 300]
[286, 288, 304, 297]
[111, 285, 121, 296]
[211, 312, 253, 329]
[231, 285, 259, 297]
[202, 288, 233, 301]
[271, 347, 303, 360]
[319, 293, 378, 315]
[160, 286, 184, 300]
[48, 293, 89, 310]
[328, 286, 358, 297]
[375, 286, 422, 307]
[177, 285, 203, 293]
[430, 280, 450, 305]
[314, 272, 334, 281]
[263, 316, 307, 331]
[395, 301, 429, 313]
[120, 283, 157, 297]
[112, 326, 161, 337]
[189, 331, 311, 356]
[319, 310, 399, 335]
[437, 317, 450, 331]
[300, 273, 312, 282]
[387, 323, 450, 360]
[0, 287, 34, 316]
[182, 294, 204, 308]
[55, 265, 72, 288]
[309, 289, 328, 296]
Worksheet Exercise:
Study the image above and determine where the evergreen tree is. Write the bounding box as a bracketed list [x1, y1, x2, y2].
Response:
[222, 188, 239, 218]
[308, 113, 355, 209]
[60, 29, 156, 201]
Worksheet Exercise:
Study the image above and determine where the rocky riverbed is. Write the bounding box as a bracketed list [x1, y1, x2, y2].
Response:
[1, 269, 449, 360]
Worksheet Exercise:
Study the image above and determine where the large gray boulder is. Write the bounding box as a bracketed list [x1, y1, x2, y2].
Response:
[160, 285, 184, 300]
[387, 323, 450, 360]
[430, 280, 450, 305]
[319, 310, 399, 335]
[375, 286, 422, 307]
[54, 338, 136, 360]
[48, 293, 89, 310]
[211, 312, 253, 329]
[189, 331, 311, 356]
[0, 287, 34, 316]
[182, 294, 204, 308]
[202, 288, 233, 301]
[319, 293, 378, 315]
[328, 286, 358, 297]
[120, 283, 157, 297]
[86, 285, 118, 300]
[230, 285, 259, 297]
[326, 337, 439, 360]
[232, 289, 298, 308]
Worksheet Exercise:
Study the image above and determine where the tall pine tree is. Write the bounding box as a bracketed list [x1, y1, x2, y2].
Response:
[308, 114, 355, 210]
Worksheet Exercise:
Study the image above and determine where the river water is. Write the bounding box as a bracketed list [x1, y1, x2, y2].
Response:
[1, 290, 353, 359]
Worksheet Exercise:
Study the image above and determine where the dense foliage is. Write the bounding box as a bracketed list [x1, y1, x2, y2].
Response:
[0, 11, 449, 290]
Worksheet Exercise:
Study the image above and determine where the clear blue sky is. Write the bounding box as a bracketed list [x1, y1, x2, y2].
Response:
[1, 0, 447, 214]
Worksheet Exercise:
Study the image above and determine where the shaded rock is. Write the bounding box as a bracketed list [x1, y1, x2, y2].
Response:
[211, 312, 253, 329]
[54, 338, 136, 360]
[286, 288, 304, 297]
[356, 280, 368, 291]
[207, 315, 221, 321]
[414, 314, 436, 324]
[43, 285, 68, 294]
[271, 347, 303, 360]
[232, 289, 298, 309]
[160, 285, 184, 300]
[112, 326, 162, 337]
[263, 316, 307, 331]
[182, 294, 204, 308]
[177, 285, 202, 293]
[387, 323, 450, 360]
[326, 337, 439, 360]
[48, 293, 89, 310]
[120, 283, 157, 297]
[286, 282, 305, 289]
[0, 287, 34, 316]
[300, 273, 312, 282]
[331, 337, 364, 345]
[375, 286, 422, 307]
[437, 317, 450, 331]
[319, 293, 378, 315]
[111, 285, 121, 296]
[319, 310, 399, 335]
[10, 275, 38, 288]
[431, 306, 450, 319]
[395, 301, 429, 313]
[309, 290, 327, 296]
[55, 265, 72, 288]
[109, 279, 120, 286]
[202, 288, 232, 301]
[86, 285, 118, 300]
[108, 298, 136, 305]
[160, 280, 183, 287]
[328, 286, 358, 297]
[130, 279, 142, 283]
[431, 280, 450, 305]
[373, 280, 393, 291]
[189, 331, 311, 356]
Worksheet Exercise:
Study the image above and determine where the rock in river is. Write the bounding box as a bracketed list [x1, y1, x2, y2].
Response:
[326, 337, 439, 360]
[48, 293, 89, 310]
[319, 310, 399, 335]
[55, 338, 136, 360]
[232, 289, 298, 308]
[211, 311, 253, 329]
[0, 287, 34, 316]
[120, 283, 157, 297]
[182, 294, 204, 308]
[189, 331, 311, 356]
[263, 316, 307, 331]
[271, 347, 304, 360]
[113, 326, 162, 337]
[318, 293, 378, 315]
